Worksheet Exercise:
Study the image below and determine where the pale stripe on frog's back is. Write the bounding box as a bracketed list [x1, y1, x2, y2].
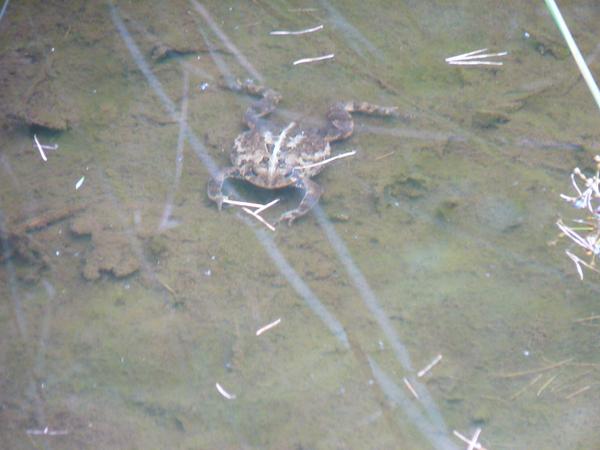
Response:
[267, 122, 296, 179]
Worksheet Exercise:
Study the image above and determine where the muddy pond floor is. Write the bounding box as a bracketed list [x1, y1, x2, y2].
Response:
[1, 1, 600, 449]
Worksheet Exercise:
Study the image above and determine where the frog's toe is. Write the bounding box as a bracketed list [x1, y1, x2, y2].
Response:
[277, 211, 298, 227]
[207, 185, 225, 210]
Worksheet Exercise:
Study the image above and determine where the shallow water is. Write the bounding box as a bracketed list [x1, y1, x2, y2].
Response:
[1, 1, 600, 449]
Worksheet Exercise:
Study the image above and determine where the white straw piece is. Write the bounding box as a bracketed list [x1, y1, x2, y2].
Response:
[417, 354, 442, 378]
[453, 430, 486, 450]
[33, 143, 58, 150]
[254, 198, 280, 215]
[75, 176, 85, 190]
[293, 53, 334, 65]
[256, 318, 282, 336]
[565, 250, 600, 280]
[467, 429, 482, 450]
[26, 427, 69, 436]
[445, 48, 489, 61]
[403, 377, 419, 399]
[242, 207, 276, 231]
[566, 251, 584, 280]
[216, 382, 236, 400]
[446, 51, 507, 62]
[222, 198, 266, 209]
[270, 24, 323, 35]
[295, 150, 356, 170]
[445, 47, 507, 66]
[33, 134, 48, 162]
[447, 60, 504, 66]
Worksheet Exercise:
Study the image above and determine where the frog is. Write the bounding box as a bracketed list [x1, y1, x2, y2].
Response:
[207, 79, 399, 225]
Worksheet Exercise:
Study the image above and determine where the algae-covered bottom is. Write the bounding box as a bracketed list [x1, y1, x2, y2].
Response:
[1, 1, 600, 449]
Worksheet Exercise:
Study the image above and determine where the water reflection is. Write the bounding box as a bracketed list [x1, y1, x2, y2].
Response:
[1, 1, 600, 449]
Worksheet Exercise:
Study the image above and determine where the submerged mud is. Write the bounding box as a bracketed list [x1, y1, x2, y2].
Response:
[1, 1, 600, 449]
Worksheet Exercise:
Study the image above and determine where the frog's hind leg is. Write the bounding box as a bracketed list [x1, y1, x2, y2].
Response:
[227, 79, 282, 129]
[207, 166, 242, 210]
[277, 176, 323, 226]
[324, 101, 399, 142]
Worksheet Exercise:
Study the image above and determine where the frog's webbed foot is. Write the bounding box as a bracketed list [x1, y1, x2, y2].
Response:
[324, 101, 399, 142]
[221, 78, 282, 130]
[277, 176, 323, 226]
[207, 166, 242, 210]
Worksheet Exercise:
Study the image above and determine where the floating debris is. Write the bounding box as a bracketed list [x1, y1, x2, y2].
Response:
[256, 318, 282, 336]
[222, 198, 266, 209]
[270, 24, 323, 36]
[26, 426, 69, 436]
[445, 48, 507, 66]
[242, 207, 276, 231]
[222, 197, 280, 231]
[33, 134, 48, 162]
[216, 382, 236, 400]
[75, 176, 85, 190]
[403, 377, 419, 399]
[453, 428, 486, 450]
[254, 198, 280, 214]
[293, 53, 335, 65]
[417, 354, 442, 378]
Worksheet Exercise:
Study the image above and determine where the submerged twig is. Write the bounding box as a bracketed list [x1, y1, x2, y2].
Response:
[417, 354, 442, 378]
[242, 207, 276, 231]
[293, 53, 335, 65]
[565, 385, 591, 399]
[510, 373, 543, 400]
[33, 134, 48, 162]
[256, 318, 281, 336]
[215, 382, 236, 400]
[403, 377, 419, 399]
[270, 24, 323, 36]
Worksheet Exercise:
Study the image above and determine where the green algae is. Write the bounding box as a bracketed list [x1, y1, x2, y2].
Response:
[2, 1, 600, 449]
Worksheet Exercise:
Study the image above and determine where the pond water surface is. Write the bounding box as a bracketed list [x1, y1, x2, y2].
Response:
[1, 1, 600, 449]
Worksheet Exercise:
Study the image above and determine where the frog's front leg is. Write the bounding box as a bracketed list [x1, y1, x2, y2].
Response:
[207, 166, 242, 210]
[324, 101, 399, 142]
[224, 78, 282, 130]
[277, 176, 323, 226]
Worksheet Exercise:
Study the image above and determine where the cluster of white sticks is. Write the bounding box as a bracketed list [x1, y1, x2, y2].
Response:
[222, 197, 280, 231]
[557, 155, 600, 279]
[445, 48, 507, 66]
[269, 22, 334, 66]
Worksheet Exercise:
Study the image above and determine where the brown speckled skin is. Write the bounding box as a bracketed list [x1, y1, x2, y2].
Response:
[208, 79, 398, 225]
